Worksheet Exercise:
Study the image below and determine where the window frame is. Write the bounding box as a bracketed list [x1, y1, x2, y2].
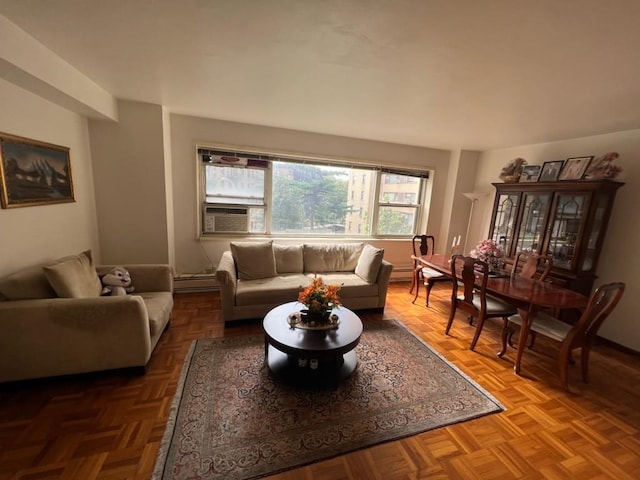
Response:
[198, 146, 429, 238]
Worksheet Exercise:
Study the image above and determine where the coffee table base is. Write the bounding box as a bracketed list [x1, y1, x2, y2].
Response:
[266, 345, 357, 387]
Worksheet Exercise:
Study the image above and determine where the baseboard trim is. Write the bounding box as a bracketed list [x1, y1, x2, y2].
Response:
[595, 335, 640, 356]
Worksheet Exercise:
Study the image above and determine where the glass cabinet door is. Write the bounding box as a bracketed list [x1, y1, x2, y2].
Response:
[490, 180, 622, 294]
[547, 193, 589, 270]
[514, 193, 551, 254]
[581, 193, 610, 272]
[490, 193, 520, 254]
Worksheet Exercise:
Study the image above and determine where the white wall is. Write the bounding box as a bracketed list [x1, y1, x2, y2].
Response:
[168, 114, 453, 275]
[88, 101, 171, 265]
[473, 130, 640, 351]
[0, 14, 117, 121]
[0, 78, 99, 276]
[162, 107, 176, 267]
[439, 149, 482, 253]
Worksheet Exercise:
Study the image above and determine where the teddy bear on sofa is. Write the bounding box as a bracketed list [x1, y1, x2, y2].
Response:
[100, 266, 135, 296]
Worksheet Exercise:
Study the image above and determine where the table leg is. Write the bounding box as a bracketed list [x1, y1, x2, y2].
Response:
[409, 264, 416, 294]
[514, 304, 534, 375]
[264, 336, 268, 362]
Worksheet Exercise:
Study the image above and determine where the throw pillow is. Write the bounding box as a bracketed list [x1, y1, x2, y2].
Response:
[43, 250, 102, 298]
[274, 244, 304, 274]
[303, 243, 364, 273]
[230, 241, 277, 280]
[355, 244, 384, 283]
[0, 264, 57, 300]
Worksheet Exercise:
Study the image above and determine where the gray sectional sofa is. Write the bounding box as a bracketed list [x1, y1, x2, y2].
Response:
[216, 241, 393, 322]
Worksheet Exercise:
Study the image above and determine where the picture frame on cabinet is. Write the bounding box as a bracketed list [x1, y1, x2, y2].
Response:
[538, 160, 565, 182]
[0, 132, 75, 208]
[519, 165, 542, 182]
[558, 156, 593, 181]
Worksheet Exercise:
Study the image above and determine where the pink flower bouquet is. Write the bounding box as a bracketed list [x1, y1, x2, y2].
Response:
[470, 239, 503, 263]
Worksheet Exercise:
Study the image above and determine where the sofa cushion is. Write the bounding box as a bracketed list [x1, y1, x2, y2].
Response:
[0, 264, 57, 300]
[43, 250, 102, 298]
[138, 292, 174, 337]
[303, 243, 364, 273]
[236, 274, 309, 306]
[355, 244, 385, 283]
[305, 273, 379, 298]
[231, 241, 277, 280]
[274, 244, 304, 274]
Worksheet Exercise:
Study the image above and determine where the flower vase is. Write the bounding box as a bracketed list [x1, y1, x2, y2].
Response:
[488, 256, 502, 274]
[300, 308, 330, 324]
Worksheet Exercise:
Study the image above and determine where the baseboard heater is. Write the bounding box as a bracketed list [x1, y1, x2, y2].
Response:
[174, 273, 217, 293]
[174, 269, 411, 293]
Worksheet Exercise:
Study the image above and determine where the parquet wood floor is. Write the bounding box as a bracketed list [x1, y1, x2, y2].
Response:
[1, 282, 639, 479]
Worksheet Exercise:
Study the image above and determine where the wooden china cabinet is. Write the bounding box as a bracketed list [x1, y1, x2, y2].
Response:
[488, 180, 624, 295]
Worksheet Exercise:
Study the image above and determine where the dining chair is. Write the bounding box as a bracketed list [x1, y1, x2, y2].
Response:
[445, 255, 518, 351]
[508, 251, 554, 348]
[510, 251, 553, 281]
[410, 234, 451, 307]
[409, 234, 431, 293]
[499, 282, 625, 389]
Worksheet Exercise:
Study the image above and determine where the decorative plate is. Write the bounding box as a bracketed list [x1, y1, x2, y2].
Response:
[287, 311, 340, 330]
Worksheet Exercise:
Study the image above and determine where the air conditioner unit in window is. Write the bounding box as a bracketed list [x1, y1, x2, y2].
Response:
[202, 205, 249, 233]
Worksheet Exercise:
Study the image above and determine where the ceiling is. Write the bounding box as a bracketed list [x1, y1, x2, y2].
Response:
[2, 0, 640, 151]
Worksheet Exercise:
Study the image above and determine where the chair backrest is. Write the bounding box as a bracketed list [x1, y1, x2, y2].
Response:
[412, 235, 435, 257]
[450, 254, 489, 313]
[511, 251, 553, 281]
[566, 282, 625, 347]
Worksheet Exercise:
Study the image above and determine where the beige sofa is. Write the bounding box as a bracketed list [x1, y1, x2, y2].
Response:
[216, 241, 393, 322]
[0, 251, 174, 383]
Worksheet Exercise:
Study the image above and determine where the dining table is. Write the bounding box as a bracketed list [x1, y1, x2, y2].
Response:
[412, 253, 590, 375]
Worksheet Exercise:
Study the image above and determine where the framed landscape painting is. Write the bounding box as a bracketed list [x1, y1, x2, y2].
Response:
[0, 133, 75, 208]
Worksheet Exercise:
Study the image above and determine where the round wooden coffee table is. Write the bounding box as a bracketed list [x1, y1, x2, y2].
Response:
[263, 302, 363, 386]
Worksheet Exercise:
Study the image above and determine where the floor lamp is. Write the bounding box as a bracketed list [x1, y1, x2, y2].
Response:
[462, 192, 489, 253]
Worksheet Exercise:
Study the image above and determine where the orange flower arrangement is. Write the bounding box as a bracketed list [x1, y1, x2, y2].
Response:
[298, 276, 341, 313]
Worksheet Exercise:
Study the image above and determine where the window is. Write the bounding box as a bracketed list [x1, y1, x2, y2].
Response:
[199, 147, 428, 237]
[376, 172, 422, 235]
[204, 165, 265, 205]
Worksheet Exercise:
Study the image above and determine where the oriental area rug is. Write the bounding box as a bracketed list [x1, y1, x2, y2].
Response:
[153, 320, 504, 480]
